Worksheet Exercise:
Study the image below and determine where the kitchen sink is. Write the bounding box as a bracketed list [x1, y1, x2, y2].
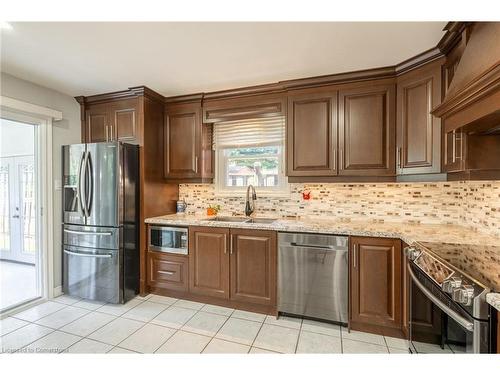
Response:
[203, 216, 276, 224]
[204, 216, 250, 223]
[245, 218, 277, 224]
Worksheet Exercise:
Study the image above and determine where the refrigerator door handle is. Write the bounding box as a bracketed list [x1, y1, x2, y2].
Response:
[64, 249, 112, 258]
[63, 229, 113, 236]
[78, 151, 87, 217]
[86, 152, 93, 216]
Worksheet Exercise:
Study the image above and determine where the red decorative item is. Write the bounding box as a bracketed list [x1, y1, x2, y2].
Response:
[302, 190, 311, 200]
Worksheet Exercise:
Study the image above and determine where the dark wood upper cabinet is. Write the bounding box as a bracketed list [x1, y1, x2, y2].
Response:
[350, 236, 402, 336]
[85, 103, 109, 143]
[111, 98, 139, 143]
[164, 103, 201, 179]
[396, 60, 443, 175]
[83, 98, 139, 144]
[189, 227, 230, 299]
[230, 229, 276, 306]
[286, 91, 338, 176]
[339, 84, 396, 176]
[164, 102, 213, 182]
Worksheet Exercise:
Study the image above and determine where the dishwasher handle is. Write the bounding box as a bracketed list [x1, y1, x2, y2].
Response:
[289, 242, 346, 251]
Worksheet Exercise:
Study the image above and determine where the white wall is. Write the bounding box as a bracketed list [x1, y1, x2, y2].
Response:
[1, 72, 81, 289]
[0, 118, 35, 157]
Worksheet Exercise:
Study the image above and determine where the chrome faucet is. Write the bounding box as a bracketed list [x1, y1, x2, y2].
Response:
[245, 185, 257, 217]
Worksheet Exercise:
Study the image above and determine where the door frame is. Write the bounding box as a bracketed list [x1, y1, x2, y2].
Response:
[0, 95, 62, 314]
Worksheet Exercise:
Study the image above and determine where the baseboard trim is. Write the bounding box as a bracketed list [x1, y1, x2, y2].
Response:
[53, 285, 63, 297]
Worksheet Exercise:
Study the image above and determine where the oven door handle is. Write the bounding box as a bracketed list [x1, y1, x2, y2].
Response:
[408, 264, 474, 332]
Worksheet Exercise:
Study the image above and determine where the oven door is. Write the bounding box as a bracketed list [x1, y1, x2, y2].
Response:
[408, 264, 489, 353]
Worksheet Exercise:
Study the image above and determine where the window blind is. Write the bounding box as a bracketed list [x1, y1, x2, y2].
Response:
[214, 116, 285, 148]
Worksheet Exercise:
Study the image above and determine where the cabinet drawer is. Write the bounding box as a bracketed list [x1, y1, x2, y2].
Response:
[148, 252, 188, 292]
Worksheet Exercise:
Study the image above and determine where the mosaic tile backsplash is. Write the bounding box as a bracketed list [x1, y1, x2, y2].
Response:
[178, 181, 500, 237]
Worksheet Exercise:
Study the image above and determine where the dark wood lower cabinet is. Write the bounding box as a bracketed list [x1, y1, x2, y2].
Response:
[350, 236, 403, 337]
[146, 226, 277, 314]
[230, 229, 277, 306]
[148, 252, 188, 292]
[188, 227, 230, 299]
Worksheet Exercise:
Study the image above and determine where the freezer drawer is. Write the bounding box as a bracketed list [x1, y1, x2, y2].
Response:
[63, 224, 119, 250]
[63, 245, 121, 303]
[278, 232, 348, 324]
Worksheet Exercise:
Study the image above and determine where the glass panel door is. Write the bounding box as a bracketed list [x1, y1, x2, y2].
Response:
[0, 118, 40, 311]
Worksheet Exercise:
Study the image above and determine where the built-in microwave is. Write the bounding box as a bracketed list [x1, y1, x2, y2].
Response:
[148, 226, 188, 255]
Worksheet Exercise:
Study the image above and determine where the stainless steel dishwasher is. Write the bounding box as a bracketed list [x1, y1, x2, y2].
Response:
[278, 232, 348, 324]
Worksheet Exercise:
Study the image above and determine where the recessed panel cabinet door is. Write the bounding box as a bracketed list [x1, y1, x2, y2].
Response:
[397, 62, 442, 175]
[189, 227, 230, 299]
[164, 103, 201, 179]
[111, 99, 139, 143]
[86, 104, 110, 143]
[339, 85, 395, 176]
[350, 236, 402, 330]
[287, 91, 338, 176]
[230, 229, 276, 306]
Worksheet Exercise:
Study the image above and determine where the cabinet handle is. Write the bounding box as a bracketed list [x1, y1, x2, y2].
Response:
[224, 235, 227, 254]
[195, 156, 199, 174]
[397, 147, 402, 169]
[333, 149, 336, 170]
[106, 125, 110, 141]
[353, 244, 357, 268]
[158, 270, 175, 276]
[230, 234, 233, 255]
[339, 148, 343, 170]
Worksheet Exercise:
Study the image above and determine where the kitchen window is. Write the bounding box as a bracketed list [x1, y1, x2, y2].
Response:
[214, 117, 288, 195]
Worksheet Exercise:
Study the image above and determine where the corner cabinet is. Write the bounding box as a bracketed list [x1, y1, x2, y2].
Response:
[338, 84, 396, 176]
[286, 90, 338, 176]
[164, 102, 213, 182]
[350, 236, 403, 337]
[188, 227, 277, 310]
[396, 60, 443, 176]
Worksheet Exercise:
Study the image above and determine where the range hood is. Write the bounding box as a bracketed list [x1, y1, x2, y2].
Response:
[433, 22, 500, 135]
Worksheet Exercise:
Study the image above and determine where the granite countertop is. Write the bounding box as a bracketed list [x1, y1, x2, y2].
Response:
[486, 293, 500, 311]
[145, 213, 500, 310]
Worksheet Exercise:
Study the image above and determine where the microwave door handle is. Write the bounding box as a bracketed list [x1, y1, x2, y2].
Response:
[407, 264, 474, 332]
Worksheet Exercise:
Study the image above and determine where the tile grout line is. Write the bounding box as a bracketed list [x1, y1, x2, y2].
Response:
[293, 318, 304, 353]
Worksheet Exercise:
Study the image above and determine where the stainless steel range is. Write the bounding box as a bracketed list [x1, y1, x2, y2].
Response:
[405, 242, 491, 353]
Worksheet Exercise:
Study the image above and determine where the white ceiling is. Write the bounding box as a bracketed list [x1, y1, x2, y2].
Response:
[1, 22, 447, 97]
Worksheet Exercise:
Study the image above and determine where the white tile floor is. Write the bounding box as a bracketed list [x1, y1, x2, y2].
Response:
[0, 293, 460, 354]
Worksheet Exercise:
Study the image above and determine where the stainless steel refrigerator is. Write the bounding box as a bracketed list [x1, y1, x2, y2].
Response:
[62, 142, 139, 304]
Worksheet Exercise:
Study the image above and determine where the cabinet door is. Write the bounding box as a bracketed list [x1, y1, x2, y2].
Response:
[443, 130, 466, 172]
[164, 103, 201, 179]
[286, 91, 338, 176]
[339, 85, 395, 176]
[85, 103, 110, 142]
[148, 252, 188, 292]
[397, 63, 442, 175]
[188, 227, 229, 299]
[230, 229, 276, 306]
[350, 236, 402, 330]
[110, 98, 139, 143]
